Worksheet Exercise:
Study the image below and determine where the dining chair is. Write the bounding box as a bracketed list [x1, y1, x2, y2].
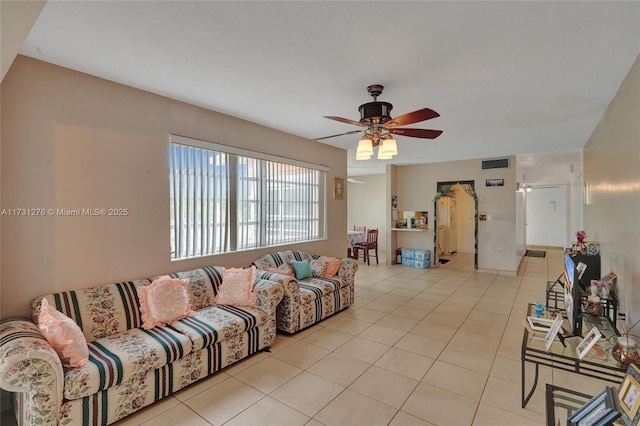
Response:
[355, 228, 378, 265]
[348, 226, 366, 259]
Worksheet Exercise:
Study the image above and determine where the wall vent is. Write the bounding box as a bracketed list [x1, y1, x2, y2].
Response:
[481, 158, 509, 170]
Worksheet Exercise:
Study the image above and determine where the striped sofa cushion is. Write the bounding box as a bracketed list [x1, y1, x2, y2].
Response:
[167, 266, 223, 311]
[31, 280, 151, 343]
[62, 326, 193, 400]
[170, 304, 269, 351]
[299, 277, 342, 296]
[252, 250, 313, 269]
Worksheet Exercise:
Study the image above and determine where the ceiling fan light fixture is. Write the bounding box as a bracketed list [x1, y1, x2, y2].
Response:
[315, 84, 443, 160]
[357, 138, 373, 153]
[356, 139, 373, 160]
[377, 150, 394, 160]
[379, 138, 398, 156]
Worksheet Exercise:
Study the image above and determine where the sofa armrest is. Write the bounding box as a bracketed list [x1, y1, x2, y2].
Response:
[254, 269, 302, 333]
[254, 270, 300, 300]
[0, 318, 64, 426]
[337, 257, 358, 286]
[252, 279, 284, 313]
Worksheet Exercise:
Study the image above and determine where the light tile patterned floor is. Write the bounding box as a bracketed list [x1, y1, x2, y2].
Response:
[1, 247, 617, 425]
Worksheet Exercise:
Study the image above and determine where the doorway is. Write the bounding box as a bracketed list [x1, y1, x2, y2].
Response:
[525, 185, 568, 247]
[434, 181, 478, 270]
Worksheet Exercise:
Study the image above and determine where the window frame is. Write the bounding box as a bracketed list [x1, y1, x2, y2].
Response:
[170, 134, 328, 260]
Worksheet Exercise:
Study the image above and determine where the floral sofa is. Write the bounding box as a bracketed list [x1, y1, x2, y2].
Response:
[252, 250, 357, 333]
[0, 266, 284, 426]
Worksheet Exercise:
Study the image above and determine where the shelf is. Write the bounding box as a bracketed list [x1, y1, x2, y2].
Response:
[391, 228, 428, 232]
[546, 274, 619, 326]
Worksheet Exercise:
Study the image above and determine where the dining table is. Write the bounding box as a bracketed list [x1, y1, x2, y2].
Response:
[347, 230, 366, 258]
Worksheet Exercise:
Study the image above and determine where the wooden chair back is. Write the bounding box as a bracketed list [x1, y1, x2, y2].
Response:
[355, 228, 379, 265]
[354, 225, 367, 234]
[366, 229, 378, 246]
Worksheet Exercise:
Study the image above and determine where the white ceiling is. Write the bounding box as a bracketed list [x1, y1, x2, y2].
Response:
[20, 1, 640, 176]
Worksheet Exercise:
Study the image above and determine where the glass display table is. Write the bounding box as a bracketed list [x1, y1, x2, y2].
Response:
[522, 303, 626, 408]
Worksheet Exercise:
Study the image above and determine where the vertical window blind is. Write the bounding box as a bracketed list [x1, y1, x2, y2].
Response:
[170, 135, 327, 260]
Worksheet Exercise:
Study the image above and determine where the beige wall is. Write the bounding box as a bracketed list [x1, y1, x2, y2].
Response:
[391, 157, 517, 273]
[0, 0, 46, 82]
[583, 54, 640, 330]
[349, 159, 518, 272]
[514, 157, 526, 258]
[349, 157, 524, 274]
[0, 0, 45, 351]
[453, 184, 475, 254]
[1, 56, 348, 318]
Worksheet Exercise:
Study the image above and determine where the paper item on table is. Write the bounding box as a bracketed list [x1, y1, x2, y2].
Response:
[545, 314, 564, 352]
[577, 262, 587, 280]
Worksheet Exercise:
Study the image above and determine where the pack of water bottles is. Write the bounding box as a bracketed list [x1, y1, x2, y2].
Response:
[401, 248, 430, 269]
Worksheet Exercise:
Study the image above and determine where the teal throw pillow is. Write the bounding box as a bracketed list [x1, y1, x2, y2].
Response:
[291, 259, 313, 280]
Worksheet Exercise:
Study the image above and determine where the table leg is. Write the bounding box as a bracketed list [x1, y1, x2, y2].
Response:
[544, 383, 553, 426]
[522, 360, 539, 408]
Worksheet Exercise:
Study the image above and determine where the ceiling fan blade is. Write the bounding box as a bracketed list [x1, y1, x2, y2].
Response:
[384, 108, 440, 128]
[313, 130, 362, 141]
[389, 128, 443, 139]
[324, 116, 367, 128]
[347, 178, 365, 184]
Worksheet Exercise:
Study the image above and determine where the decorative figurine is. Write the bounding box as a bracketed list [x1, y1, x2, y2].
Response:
[585, 242, 600, 256]
[576, 230, 587, 252]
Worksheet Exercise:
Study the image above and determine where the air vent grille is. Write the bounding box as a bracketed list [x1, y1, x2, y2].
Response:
[482, 158, 509, 170]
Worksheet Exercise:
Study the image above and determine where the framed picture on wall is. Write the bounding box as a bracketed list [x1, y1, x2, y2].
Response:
[333, 177, 344, 200]
[485, 178, 504, 187]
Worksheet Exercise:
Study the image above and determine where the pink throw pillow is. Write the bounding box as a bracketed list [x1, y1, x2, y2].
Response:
[138, 276, 196, 329]
[217, 266, 257, 307]
[264, 264, 294, 276]
[38, 299, 89, 368]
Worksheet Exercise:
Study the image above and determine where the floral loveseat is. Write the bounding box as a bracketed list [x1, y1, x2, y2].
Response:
[0, 266, 283, 426]
[252, 250, 357, 333]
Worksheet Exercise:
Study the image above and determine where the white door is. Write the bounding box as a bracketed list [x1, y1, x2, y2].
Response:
[526, 186, 568, 247]
[438, 225, 448, 255]
[437, 197, 449, 226]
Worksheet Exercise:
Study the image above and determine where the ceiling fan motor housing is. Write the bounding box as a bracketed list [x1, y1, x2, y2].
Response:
[358, 101, 393, 125]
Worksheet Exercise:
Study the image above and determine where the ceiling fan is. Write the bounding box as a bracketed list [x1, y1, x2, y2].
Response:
[314, 84, 443, 160]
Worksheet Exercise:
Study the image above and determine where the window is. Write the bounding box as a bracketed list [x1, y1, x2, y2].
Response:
[170, 135, 327, 260]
